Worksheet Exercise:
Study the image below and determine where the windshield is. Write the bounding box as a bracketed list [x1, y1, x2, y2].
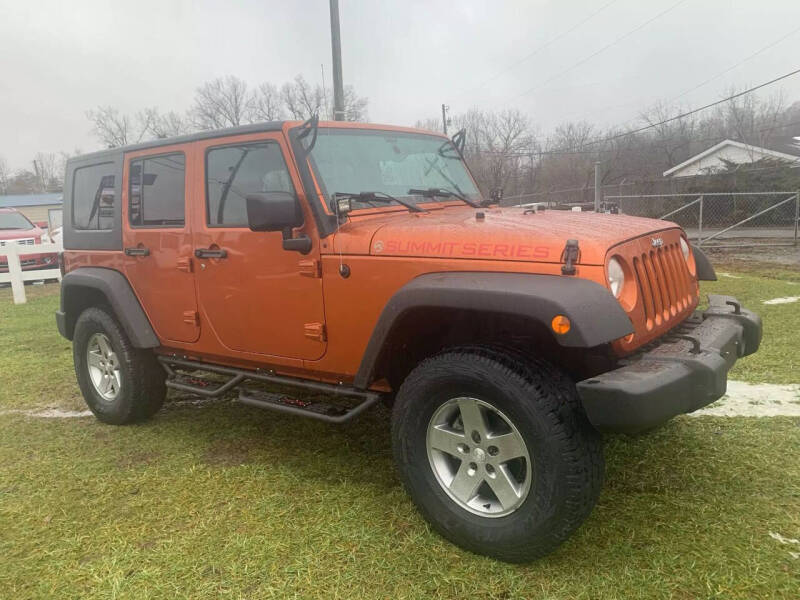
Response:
[0, 211, 34, 230]
[308, 128, 481, 210]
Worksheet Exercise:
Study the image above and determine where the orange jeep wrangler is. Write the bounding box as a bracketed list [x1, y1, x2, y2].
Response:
[56, 118, 761, 562]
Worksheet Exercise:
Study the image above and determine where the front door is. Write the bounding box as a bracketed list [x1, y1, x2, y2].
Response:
[122, 146, 200, 344]
[192, 133, 326, 360]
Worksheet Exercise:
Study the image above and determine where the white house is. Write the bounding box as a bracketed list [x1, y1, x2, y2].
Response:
[663, 137, 800, 178]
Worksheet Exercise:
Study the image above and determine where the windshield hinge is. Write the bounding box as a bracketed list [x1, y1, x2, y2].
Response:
[561, 239, 580, 275]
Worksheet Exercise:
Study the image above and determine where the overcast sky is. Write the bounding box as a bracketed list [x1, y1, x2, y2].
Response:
[2, 0, 800, 170]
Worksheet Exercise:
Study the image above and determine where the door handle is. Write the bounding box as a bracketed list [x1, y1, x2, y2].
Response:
[194, 248, 227, 259]
[124, 247, 150, 256]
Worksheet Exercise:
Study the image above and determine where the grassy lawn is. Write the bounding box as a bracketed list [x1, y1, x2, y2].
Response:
[0, 267, 798, 599]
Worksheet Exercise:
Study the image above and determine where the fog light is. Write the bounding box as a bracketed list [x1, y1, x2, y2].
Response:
[551, 315, 571, 335]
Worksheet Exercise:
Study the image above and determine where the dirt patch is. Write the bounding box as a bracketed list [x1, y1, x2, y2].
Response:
[202, 438, 257, 468]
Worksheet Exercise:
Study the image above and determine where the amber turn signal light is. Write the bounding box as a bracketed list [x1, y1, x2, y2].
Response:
[551, 315, 571, 335]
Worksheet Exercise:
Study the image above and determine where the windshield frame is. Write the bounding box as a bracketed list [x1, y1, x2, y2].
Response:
[306, 126, 484, 216]
[0, 210, 35, 231]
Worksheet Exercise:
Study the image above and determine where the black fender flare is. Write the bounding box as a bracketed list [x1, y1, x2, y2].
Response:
[691, 245, 717, 281]
[353, 272, 633, 389]
[56, 267, 159, 348]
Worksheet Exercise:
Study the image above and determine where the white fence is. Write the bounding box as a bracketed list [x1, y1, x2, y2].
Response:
[0, 242, 62, 304]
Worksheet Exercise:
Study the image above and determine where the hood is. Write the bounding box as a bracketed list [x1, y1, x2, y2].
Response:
[329, 205, 680, 265]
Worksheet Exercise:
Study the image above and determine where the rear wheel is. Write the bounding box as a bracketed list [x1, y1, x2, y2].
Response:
[73, 307, 166, 424]
[391, 348, 603, 563]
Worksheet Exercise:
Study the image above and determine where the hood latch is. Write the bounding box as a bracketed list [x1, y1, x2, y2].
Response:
[561, 239, 580, 275]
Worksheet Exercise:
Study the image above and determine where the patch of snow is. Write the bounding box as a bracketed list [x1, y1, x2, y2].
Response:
[770, 532, 800, 545]
[769, 532, 800, 560]
[0, 408, 93, 418]
[690, 381, 800, 417]
[717, 272, 742, 279]
[763, 296, 800, 305]
[31, 408, 94, 418]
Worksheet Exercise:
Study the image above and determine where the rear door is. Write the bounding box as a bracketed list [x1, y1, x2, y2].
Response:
[122, 146, 200, 344]
[192, 132, 326, 360]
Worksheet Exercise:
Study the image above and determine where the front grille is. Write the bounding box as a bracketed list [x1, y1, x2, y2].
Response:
[0, 238, 35, 247]
[633, 243, 694, 329]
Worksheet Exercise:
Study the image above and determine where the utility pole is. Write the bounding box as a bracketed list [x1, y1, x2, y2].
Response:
[441, 104, 449, 135]
[594, 161, 602, 212]
[329, 0, 345, 121]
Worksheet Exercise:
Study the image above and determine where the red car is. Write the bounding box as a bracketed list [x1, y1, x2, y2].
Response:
[0, 207, 58, 273]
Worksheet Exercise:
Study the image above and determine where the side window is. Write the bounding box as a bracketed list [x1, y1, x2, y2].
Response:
[129, 153, 185, 227]
[72, 163, 116, 230]
[206, 142, 294, 227]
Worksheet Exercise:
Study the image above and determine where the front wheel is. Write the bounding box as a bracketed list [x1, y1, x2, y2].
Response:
[391, 348, 603, 563]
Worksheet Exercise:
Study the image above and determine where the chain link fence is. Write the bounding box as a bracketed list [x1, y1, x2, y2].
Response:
[606, 192, 800, 247]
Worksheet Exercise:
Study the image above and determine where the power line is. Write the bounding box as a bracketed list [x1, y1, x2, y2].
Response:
[533, 67, 800, 155]
[473, 117, 800, 158]
[515, 0, 688, 100]
[548, 24, 800, 128]
[667, 24, 800, 105]
[460, 0, 620, 96]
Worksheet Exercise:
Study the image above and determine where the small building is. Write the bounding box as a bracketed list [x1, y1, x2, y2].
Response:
[0, 193, 63, 223]
[663, 137, 800, 178]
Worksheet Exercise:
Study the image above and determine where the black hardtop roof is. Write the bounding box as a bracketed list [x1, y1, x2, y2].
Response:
[68, 121, 287, 165]
[66, 120, 448, 167]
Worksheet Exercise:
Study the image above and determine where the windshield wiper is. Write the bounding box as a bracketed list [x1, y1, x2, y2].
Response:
[332, 191, 425, 213]
[407, 187, 481, 208]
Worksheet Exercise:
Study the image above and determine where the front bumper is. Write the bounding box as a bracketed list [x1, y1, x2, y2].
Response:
[577, 295, 762, 434]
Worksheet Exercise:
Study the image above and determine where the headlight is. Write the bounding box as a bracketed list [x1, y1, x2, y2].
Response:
[679, 237, 690, 261]
[607, 257, 624, 298]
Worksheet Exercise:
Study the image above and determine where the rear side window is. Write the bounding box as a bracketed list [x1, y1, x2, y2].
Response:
[129, 153, 186, 227]
[72, 162, 116, 230]
[206, 142, 294, 227]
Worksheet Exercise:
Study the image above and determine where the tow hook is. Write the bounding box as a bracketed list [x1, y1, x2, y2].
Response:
[561, 239, 580, 275]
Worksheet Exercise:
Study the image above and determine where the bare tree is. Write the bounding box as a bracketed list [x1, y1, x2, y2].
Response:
[279, 76, 367, 121]
[414, 117, 443, 133]
[141, 108, 193, 138]
[341, 85, 368, 121]
[87, 106, 150, 148]
[191, 76, 253, 130]
[251, 82, 285, 121]
[281, 75, 325, 119]
[639, 102, 696, 169]
[32, 152, 61, 191]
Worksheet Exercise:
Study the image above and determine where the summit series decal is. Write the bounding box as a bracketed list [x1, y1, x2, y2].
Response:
[373, 239, 550, 259]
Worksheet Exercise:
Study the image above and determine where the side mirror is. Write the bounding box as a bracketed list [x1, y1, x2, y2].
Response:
[246, 192, 303, 232]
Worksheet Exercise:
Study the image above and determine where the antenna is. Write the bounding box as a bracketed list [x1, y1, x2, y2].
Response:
[321, 63, 329, 120]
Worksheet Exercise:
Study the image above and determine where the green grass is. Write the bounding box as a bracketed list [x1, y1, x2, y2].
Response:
[0, 269, 798, 599]
[701, 266, 799, 384]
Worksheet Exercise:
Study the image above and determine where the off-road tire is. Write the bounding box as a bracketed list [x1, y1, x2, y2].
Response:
[73, 306, 166, 424]
[391, 347, 604, 563]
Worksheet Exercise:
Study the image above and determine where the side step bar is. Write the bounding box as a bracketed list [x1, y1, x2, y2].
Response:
[158, 356, 382, 424]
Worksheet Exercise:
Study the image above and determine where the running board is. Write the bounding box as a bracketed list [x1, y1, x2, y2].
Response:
[238, 389, 380, 424]
[158, 355, 381, 423]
